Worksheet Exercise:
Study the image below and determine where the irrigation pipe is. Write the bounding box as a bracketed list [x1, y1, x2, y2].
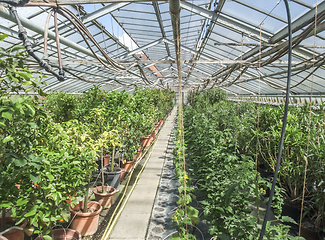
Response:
[100, 111, 173, 240]
[258, 0, 292, 239]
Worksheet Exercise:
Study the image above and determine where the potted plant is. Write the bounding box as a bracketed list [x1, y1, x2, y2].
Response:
[62, 120, 102, 237]
[84, 108, 120, 208]
[92, 130, 121, 208]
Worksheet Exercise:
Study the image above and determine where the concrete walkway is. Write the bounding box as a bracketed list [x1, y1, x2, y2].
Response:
[109, 108, 176, 240]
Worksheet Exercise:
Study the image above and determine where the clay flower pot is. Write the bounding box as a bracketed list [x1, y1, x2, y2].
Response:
[35, 228, 82, 240]
[154, 122, 159, 133]
[133, 148, 143, 161]
[120, 159, 135, 173]
[69, 201, 102, 237]
[141, 136, 151, 147]
[150, 131, 156, 142]
[120, 168, 126, 181]
[103, 155, 111, 167]
[158, 119, 164, 127]
[92, 186, 117, 209]
[0, 217, 27, 240]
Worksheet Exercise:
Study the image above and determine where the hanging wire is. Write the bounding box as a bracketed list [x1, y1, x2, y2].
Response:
[298, 0, 317, 236]
[255, 23, 263, 224]
[259, 0, 292, 238]
[234, 32, 244, 157]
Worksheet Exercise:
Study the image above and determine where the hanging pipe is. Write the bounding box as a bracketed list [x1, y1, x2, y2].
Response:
[9, 6, 64, 81]
[54, 9, 65, 80]
[258, 0, 292, 239]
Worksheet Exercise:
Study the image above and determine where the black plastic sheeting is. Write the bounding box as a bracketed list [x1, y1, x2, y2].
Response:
[146, 123, 212, 240]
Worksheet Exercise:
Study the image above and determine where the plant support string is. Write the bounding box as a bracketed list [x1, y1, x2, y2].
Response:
[258, 0, 292, 239]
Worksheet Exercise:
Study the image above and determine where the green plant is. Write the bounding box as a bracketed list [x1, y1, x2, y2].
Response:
[171, 123, 198, 240]
[43, 91, 80, 122]
[182, 95, 306, 239]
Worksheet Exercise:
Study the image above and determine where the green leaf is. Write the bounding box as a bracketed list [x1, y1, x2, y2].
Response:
[186, 206, 200, 225]
[281, 216, 297, 224]
[3, 135, 13, 143]
[0, 201, 13, 208]
[225, 183, 237, 206]
[22, 80, 32, 86]
[42, 159, 51, 165]
[24, 209, 37, 217]
[16, 198, 29, 207]
[24, 102, 35, 115]
[2, 111, 12, 120]
[13, 158, 27, 167]
[62, 213, 69, 222]
[47, 173, 54, 181]
[0, 34, 8, 41]
[169, 233, 182, 240]
[30, 173, 41, 183]
[42, 235, 53, 240]
[218, 234, 231, 240]
[14, 102, 22, 109]
[27, 122, 38, 129]
[38, 88, 48, 97]
[11, 45, 25, 51]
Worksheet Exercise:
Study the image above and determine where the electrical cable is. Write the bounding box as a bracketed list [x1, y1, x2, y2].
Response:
[298, 1, 317, 236]
[9, 6, 64, 81]
[258, 0, 292, 239]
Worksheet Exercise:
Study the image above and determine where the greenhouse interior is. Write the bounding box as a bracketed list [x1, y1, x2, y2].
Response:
[0, 0, 325, 239]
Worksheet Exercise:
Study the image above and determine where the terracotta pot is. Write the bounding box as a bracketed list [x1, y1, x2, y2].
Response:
[141, 136, 151, 147]
[0, 217, 27, 240]
[120, 159, 135, 173]
[154, 123, 159, 133]
[35, 228, 82, 240]
[92, 186, 117, 209]
[158, 119, 164, 127]
[103, 155, 111, 167]
[135, 148, 143, 161]
[120, 168, 126, 181]
[150, 131, 156, 142]
[69, 201, 102, 237]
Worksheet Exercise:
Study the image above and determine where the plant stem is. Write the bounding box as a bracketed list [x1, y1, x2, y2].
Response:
[111, 146, 115, 173]
[101, 147, 106, 193]
[83, 178, 90, 213]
